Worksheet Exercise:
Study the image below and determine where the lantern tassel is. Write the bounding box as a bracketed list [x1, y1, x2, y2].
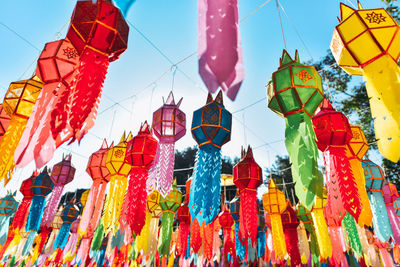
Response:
[386, 204, 400, 244]
[78, 181, 98, 237]
[190, 218, 202, 254]
[147, 216, 160, 258]
[158, 212, 174, 257]
[11, 197, 32, 231]
[147, 143, 161, 195]
[328, 226, 346, 266]
[311, 208, 332, 260]
[203, 221, 214, 262]
[135, 211, 152, 255]
[177, 221, 190, 257]
[22, 231, 37, 256]
[342, 213, 363, 258]
[234, 222, 246, 262]
[369, 191, 393, 242]
[54, 223, 72, 250]
[103, 175, 127, 233]
[297, 223, 310, 265]
[240, 190, 257, 245]
[26, 196, 46, 231]
[157, 142, 175, 197]
[270, 213, 287, 260]
[41, 184, 64, 227]
[362, 55, 400, 162]
[0, 216, 11, 245]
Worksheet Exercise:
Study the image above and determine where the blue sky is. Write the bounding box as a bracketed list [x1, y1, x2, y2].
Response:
[0, 0, 387, 196]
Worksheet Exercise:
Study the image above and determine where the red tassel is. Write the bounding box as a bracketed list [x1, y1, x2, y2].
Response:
[176, 222, 190, 256]
[190, 218, 202, 253]
[283, 227, 301, 266]
[223, 227, 235, 256]
[36, 226, 52, 257]
[241, 190, 258, 245]
[11, 197, 31, 230]
[203, 222, 214, 262]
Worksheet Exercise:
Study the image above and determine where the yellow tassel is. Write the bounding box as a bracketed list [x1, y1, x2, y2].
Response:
[297, 222, 310, 264]
[135, 211, 152, 254]
[103, 175, 127, 233]
[312, 197, 333, 259]
[270, 214, 287, 260]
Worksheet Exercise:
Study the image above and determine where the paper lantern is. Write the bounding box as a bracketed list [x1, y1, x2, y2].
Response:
[219, 209, 235, 258]
[281, 202, 301, 266]
[148, 92, 186, 197]
[120, 122, 157, 235]
[313, 99, 361, 221]
[52, 0, 129, 145]
[267, 50, 324, 210]
[382, 182, 400, 244]
[331, 3, 400, 162]
[190, 91, 231, 224]
[146, 190, 162, 258]
[0, 76, 42, 184]
[262, 179, 287, 260]
[198, 0, 244, 100]
[54, 204, 79, 250]
[0, 105, 11, 143]
[296, 205, 320, 266]
[233, 146, 262, 245]
[103, 132, 132, 233]
[158, 180, 182, 257]
[362, 159, 393, 242]
[0, 194, 18, 245]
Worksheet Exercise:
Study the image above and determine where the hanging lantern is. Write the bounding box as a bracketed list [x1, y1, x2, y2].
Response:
[219, 209, 235, 261]
[120, 121, 157, 235]
[382, 182, 400, 244]
[0, 193, 18, 245]
[262, 179, 287, 260]
[158, 180, 182, 257]
[103, 132, 132, 233]
[146, 190, 162, 258]
[190, 91, 232, 224]
[148, 92, 186, 197]
[53, 203, 79, 250]
[331, 3, 400, 162]
[0, 76, 42, 184]
[342, 213, 363, 258]
[233, 146, 262, 245]
[267, 50, 324, 210]
[281, 202, 301, 266]
[313, 99, 362, 222]
[52, 0, 129, 145]
[0, 105, 11, 142]
[362, 159, 393, 242]
[229, 194, 245, 262]
[176, 203, 190, 258]
[15, 39, 80, 169]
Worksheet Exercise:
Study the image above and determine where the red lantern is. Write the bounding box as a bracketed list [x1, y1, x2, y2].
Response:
[313, 99, 361, 222]
[120, 122, 158, 235]
[281, 202, 301, 266]
[233, 146, 262, 245]
[219, 209, 235, 257]
[87, 139, 111, 183]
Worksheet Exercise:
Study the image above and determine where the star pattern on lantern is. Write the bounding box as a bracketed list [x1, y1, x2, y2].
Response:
[114, 149, 124, 158]
[63, 47, 79, 59]
[296, 69, 313, 83]
[352, 129, 360, 139]
[365, 12, 386, 24]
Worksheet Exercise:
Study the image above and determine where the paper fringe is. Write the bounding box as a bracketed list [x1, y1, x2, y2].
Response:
[311, 208, 332, 259]
[26, 196, 46, 231]
[342, 213, 363, 258]
[158, 212, 174, 257]
[240, 190, 257, 246]
[369, 191, 393, 242]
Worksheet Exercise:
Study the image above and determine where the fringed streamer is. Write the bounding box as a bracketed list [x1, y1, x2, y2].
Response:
[26, 196, 46, 231]
[213, 224, 221, 264]
[362, 55, 400, 162]
[223, 227, 235, 258]
[190, 219, 202, 254]
[257, 226, 266, 259]
[147, 143, 161, 195]
[79, 181, 98, 236]
[103, 175, 128, 233]
[386, 204, 400, 244]
[198, 0, 244, 100]
[11, 197, 31, 230]
[64, 232, 79, 257]
[203, 222, 214, 262]
[0, 229, 14, 260]
[349, 157, 373, 227]
[342, 213, 363, 258]
[367, 243, 380, 267]
[158, 212, 174, 257]
[270, 213, 287, 260]
[356, 224, 369, 257]
[393, 244, 400, 264]
[157, 142, 175, 197]
[147, 216, 160, 257]
[83, 182, 107, 237]
[75, 238, 91, 265]
[368, 191, 393, 242]
[41, 184, 64, 227]
[297, 222, 310, 265]
[53, 223, 72, 250]
[0, 216, 11, 245]
[240, 190, 257, 245]
[285, 113, 323, 210]
[91, 223, 105, 252]
[283, 224, 301, 266]
[0, 117, 26, 183]
[234, 222, 246, 262]
[22, 231, 37, 256]
[33, 226, 51, 261]
[311, 208, 332, 259]
[379, 247, 395, 267]
[329, 146, 362, 221]
[328, 226, 346, 266]
[135, 211, 152, 255]
[176, 221, 190, 257]
[309, 229, 320, 266]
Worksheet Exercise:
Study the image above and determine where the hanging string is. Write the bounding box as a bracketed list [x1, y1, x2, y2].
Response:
[148, 83, 157, 118]
[240, 0, 273, 23]
[275, 0, 287, 50]
[171, 65, 177, 92]
[0, 22, 41, 52]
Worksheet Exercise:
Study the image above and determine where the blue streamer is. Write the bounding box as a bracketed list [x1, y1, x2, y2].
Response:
[234, 222, 246, 262]
[185, 233, 190, 259]
[0, 216, 10, 245]
[26, 196, 46, 231]
[53, 223, 72, 250]
[112, 0, 135, 17]
[257, 226, 267, 258]
[22, 231, 37, 256]
[369, 191, 393, 242]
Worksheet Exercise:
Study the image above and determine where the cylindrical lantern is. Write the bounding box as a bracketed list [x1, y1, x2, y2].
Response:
[267, 50, 324, 210]
[190, 91, 232, 224]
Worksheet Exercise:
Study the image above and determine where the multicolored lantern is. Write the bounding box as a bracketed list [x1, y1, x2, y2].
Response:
[120, 121, 157, 235]
[53, 203, 79, 250]
[15, 39, 79, 169]
[158, 180, 182, 257]
[233, 146, 262, 245]
[267, 50, 324, 209]
[262, 179, 287, 260]
[0, 76, 42, 184]
[0, 193, 18, 245]
[281, 202, 301, 266]
[198, 0, 244, 100]
[382, 182, 400, 244]
[313, 99, 361, 222]
[54, 0, 129, 145]
[148, 92, 186, 197]
[190, 91, 231, 224]
[362, 159, 393, 242]
[331, 3, 400, 162]
[103, 132, 132, 233]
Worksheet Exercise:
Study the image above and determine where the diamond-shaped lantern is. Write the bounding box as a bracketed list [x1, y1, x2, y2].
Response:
[296, 204, 313, 225]
[51, 208, 64, 230]
[51, 154, 75, 185]
[382, 182, 399, 205]
[362, 160, 386, 191]
[31, 168, 54, 197]
[124, 122, 158, 169]
[330, 3, 400, 75]
[3, 76, 43, 119]
[0, 194, 18, 216]
[66, 0, 129, 61]
[86, 139, 111, 183]
[262, 180, 287, 215]
[233, 146, 262, 191]
[191, 91, 231, 149]
[105, 132, 132, 176]
[0, 105, 11, 140]
[147, 190, 161, 215]
[267, 50, 324, 118]
[61, 204, 79, 224]
[152, 92, 186, 142]
[160, 180, 182, 213]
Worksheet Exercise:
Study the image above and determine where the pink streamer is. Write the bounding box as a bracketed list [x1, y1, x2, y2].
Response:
[198, 0, 244, 101]
[386, 205, 400, 245]
[147, 143, 161, 194]
[328, 226, 347, 266]
[41, 184, 64, 227]
[379, 247, 395, 266]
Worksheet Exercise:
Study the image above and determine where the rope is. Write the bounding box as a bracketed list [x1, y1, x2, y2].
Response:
[275, 0, 287, 49]
[0, 22, 41, 52]
[240, 0, 273, 23]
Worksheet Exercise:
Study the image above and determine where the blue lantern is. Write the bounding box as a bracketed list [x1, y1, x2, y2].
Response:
[0, 193, 18, 245]
[54, 203, 79, 250]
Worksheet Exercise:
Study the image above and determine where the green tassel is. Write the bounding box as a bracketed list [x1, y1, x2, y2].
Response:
[158, 212, 174, 257]
[310, 228, 320, 266]
[91, 222, 105, 251]
[342, 213, 363, 257]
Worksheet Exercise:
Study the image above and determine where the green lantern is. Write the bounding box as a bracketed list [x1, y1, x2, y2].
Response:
[267, 50, 324, 209]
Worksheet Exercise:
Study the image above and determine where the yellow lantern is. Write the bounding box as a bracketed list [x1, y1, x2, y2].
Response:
[331, 2, 400, 162]
[146, 190, 162, 258]
[0, 76, 42, 184]
[262, 179, 287, 260]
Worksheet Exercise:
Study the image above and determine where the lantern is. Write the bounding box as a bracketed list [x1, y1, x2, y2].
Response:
[382, 182, 400, 244]
[15, 39, 80, 169]
[52, 0, 129, 145]
[233, 146, 262, 245]
[313, 99, 361, 222]
[262, 179, 287, 260]
[267, 50, 324, 210]
[103, 132, 132, 233]
[296, 205, 320, 266]
[148, 92, 186, 197]
[362, 159, 393, 242]
[176, 203, 190, 257]
[190, 91, 232, 224]
[158, 180, 182, 257]
[331, 3, 400, 162]
[229, 194, 246, 261]
[198, 0, 244, 100]
[146, 190, 162, 258]
[281, 202, 301, 266]
[0, 105, 11, 142]
[0, 76, 42, 184]
[219, 209, 235, 258]
[54, 204, 79, 250]
[120, 121, 157, 235]
[41, 154, 75, 227]
[0, 194, 18, 245]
